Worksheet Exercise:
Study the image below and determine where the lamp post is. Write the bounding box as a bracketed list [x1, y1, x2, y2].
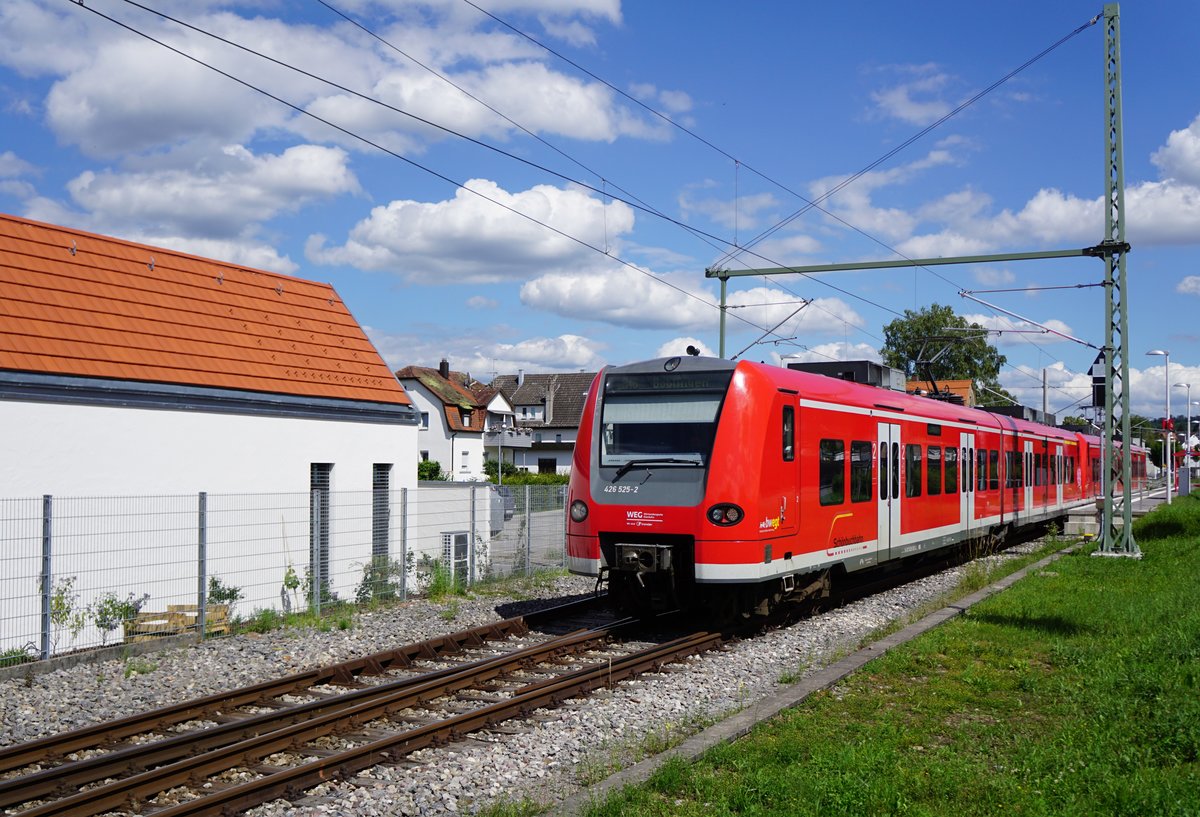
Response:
[1147, 350, 1171, 503]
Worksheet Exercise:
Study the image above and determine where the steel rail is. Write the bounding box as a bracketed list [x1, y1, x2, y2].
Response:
[151, 630, 723, 817]
[0, 595, 602, 777]
[11, 620, 637, 816]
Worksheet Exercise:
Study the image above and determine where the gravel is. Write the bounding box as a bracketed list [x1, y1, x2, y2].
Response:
[0, 542, 1051, 816]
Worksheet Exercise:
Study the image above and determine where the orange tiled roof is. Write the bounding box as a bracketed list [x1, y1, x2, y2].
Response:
[0, 213, 410, 405]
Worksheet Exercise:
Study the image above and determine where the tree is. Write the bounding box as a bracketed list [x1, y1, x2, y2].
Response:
[881, 304, 1015, 406]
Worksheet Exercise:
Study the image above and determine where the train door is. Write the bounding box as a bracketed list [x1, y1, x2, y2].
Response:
[758, 391, 799, 543]
[961, 432, 976, 535]
[1023, 440, 1034, 518]
[877, 423, 901, 562]
[1053, 443, 1064, 509]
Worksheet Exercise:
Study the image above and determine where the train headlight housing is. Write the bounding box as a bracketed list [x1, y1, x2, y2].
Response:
[706, 503, 744, 526]
[569, 499, 589, 523]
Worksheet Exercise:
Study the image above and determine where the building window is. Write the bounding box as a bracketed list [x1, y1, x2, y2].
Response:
[461, 408, 472, 426]
[538, 457, 556, 474]
[460, 451, 469, 472]
[420, 412, 429, 429]
[420, 450, 430, 461]
[534, 432, 543, 443]
[819, 439, 845, 506]
[309, 463, 333, 600]
[555, 433, 562, 444]
[372, 464, 391, 559]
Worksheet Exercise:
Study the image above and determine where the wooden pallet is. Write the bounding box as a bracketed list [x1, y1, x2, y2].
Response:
[124, 604, 231, 642]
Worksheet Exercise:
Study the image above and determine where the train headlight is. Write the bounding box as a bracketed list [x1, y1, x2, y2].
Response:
[706, 503, 744, 526]
[569, 500, 589, 523]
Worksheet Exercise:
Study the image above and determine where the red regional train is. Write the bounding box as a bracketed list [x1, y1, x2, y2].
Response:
[565, 355, 1147, 616]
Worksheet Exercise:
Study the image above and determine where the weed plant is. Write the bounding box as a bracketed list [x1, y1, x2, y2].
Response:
[587, 501, 1200, 816]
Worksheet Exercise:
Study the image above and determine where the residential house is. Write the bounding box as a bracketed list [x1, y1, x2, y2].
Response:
[0, 212, 419, 498]
[396, 360, 486, 480]
[491, 370, 597, 474]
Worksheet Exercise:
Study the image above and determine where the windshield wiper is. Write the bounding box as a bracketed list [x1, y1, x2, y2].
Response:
[613, 458, 701, 480]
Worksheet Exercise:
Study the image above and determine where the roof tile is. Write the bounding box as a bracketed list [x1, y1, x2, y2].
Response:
[0, 213, 410, 406]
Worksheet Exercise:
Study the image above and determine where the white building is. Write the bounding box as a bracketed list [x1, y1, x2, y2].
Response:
[0, 212, 418, 497]
[491, 370, 596, 474]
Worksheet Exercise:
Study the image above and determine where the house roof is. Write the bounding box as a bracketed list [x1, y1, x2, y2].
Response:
[395, 364, 487, 433]
[0, 213, 410, 406]
[492, 371, 596, 428]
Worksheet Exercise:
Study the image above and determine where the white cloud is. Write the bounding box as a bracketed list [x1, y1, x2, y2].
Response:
[1178, 276, 1200, 295]
[65, 144, 359, 239]
[1151, 113, 1200, 186]
[522, 265, 716, 329]
[869, 64, 954, 126]
[0, 150, 35, 178]
[971, 267, 1015, 286]
[653, 337, 714, 360]
[308, 179, 634, 283]
[780, 342, 881, 365]
[467, 295, 499, 309]
[365, 325, 606, 374]
[960, 312, 1081, 346]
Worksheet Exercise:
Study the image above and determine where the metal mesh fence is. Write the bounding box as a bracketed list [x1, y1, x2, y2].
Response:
[0, 485, 567, 663]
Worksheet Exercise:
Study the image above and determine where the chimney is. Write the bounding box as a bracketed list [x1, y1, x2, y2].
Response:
[517, 369, 525, 386]
[439, 358, 450, 379]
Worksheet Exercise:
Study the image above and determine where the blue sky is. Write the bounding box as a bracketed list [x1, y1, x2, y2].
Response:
[2, 0, 1199, 423]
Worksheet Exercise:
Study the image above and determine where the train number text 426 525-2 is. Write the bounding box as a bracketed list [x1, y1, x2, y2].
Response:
[603, 485, 639, 494]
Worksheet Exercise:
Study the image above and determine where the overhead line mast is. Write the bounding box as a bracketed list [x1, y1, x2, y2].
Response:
[706, 4, 1138, 556]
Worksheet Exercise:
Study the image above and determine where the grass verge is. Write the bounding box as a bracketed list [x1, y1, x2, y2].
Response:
[583, 503, 1200, 816]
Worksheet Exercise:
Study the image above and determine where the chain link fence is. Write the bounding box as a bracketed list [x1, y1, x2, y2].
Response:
[0, 484, 568, 664]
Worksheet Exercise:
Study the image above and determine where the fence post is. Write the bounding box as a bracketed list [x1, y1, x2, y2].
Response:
[399, 487, 408, 601]
[468, 485, 477, 586]
[525, 485, 532, 576]
[197, 492, 207, 639]
[40, 494, 52, 661]
[311, 488, 322, 617]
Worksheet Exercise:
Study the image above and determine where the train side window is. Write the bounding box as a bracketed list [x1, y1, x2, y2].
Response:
[905, 444, 923, 498]
[880, 443, 888, 500]
[989, 450, 1000, 490]
[965, 447, 973, 493]
[927, 446, 942, 496]
[976, 449, 987, 492]
[1014, 450, 1024, 487]
[850, 441, 873, 503]
[819, 439, 845, 506]
[892, 442, 900, 499]
[945, 446, 958, 493]
[782, 405, 795, 462]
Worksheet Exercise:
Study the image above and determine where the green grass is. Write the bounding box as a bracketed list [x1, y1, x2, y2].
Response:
[583, 503, 1200, 816]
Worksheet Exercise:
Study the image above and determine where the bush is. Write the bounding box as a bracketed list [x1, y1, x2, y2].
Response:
[418, 460, 448, 481]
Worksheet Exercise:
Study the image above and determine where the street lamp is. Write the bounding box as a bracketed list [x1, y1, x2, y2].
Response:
[1147, 350, 1171, 503]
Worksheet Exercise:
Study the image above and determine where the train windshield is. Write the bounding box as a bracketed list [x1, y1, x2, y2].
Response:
[599, 370, 732, 468]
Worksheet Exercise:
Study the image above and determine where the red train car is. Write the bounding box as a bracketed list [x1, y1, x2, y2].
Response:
[565, 355, 1144, 615]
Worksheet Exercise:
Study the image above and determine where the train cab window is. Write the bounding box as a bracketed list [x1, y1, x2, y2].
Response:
[976, 449, 987, 492]
[989, 450, 1000, 490]
[945, 446, 958, 493]
[782, 406, 795, 462]
[850, 441, 873, 503]
[927, 446, 942, 496]
[819, 439, 845, 506]
[905, 444, 923, 498]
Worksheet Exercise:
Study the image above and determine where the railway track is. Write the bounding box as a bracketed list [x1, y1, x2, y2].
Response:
[0, 598, 724, 817]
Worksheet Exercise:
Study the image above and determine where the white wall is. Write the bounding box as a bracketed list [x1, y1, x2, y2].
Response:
[403, 381, 486, 481]
[0, 400, 418, 497]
